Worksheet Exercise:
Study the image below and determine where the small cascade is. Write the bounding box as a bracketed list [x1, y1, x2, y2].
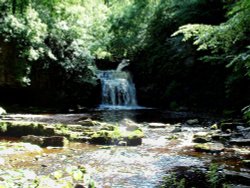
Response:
[97, 60, 138, 109]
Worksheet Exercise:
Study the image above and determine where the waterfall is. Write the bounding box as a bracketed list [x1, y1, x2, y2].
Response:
[97, 60, 139, 109]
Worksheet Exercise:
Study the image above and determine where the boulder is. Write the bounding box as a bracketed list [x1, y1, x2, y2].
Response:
[21, 135, 68, 147]
[0, 107, 6, 115]
[193, 132, 211, 143]
[194, 143, 224, 153]
[89, 130, 113, 145]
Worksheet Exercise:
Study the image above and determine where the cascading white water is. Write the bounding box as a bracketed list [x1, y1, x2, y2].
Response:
[97, 60, 138, 109]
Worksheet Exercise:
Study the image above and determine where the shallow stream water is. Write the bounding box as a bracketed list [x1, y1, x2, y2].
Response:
[1, 109, 250, 187]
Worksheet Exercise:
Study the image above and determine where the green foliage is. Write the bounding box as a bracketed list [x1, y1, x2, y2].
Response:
[0, 0, 111, 88]
[108, 0, 158, 59]
[173, 0, 250, 75]
[171, 0, 250, 112]
[0, 7, 48, 61]
[206, 164, 220, 188]
[0, 0, 249, 112]
[161, 173, 185, 188]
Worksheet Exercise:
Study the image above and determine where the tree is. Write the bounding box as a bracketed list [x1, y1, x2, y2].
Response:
[172, 0, 250, 114]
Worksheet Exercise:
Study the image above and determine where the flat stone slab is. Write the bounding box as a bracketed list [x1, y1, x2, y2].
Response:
[229, 139, 250, 146]
[194, 142, 224, 153]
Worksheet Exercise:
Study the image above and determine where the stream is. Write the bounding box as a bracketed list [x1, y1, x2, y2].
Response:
[1, 109, 250, 187]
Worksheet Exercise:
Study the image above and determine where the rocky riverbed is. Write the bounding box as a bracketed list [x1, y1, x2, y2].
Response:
[0, 110, 250, 187]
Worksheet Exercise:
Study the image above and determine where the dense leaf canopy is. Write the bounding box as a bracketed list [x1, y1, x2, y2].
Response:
[0, 0, 249, 119]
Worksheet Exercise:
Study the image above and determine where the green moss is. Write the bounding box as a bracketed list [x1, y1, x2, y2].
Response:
[194, 143, 210, 151]
[90, 126, 144, 146]
[0, 122, 8, 133]
[125, 129, 144, 139]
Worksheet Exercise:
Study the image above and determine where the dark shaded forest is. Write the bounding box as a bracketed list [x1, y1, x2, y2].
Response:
[0, 0, 249, 120]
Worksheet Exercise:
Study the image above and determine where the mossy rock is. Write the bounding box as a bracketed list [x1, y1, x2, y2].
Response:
[192, 132, 211, 143]
[194, 143, 224, 153]
[0, 121, 56, 137]
[90, 130, 119, 145]
[90, 127, 144, 146]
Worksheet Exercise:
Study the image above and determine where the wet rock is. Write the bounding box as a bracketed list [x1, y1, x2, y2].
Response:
[193, 132, 211, 143]
[21, 135, 68, 147]
[186, 119, 199, 125]
[229, 139, 250, 146]
[0, 121, 56, 137]
[193, 137, 210, 143]
[148, 123, 167, 129]
[220, 122, 246, 132]
[0, 107, 6, 115]
[239, 127, 250, 139]
[89, 127, 143, 146]
[194, 143, 224, 153]
[224, 170, 250, 185]
[90, 130, 117, 145]
[124, 136, 142, 146]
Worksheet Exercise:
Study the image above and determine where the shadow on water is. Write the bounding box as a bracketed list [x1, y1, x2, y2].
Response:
[89, 108, 200, 123]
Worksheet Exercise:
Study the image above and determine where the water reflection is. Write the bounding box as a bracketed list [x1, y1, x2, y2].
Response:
[90, 108, 191, 123]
